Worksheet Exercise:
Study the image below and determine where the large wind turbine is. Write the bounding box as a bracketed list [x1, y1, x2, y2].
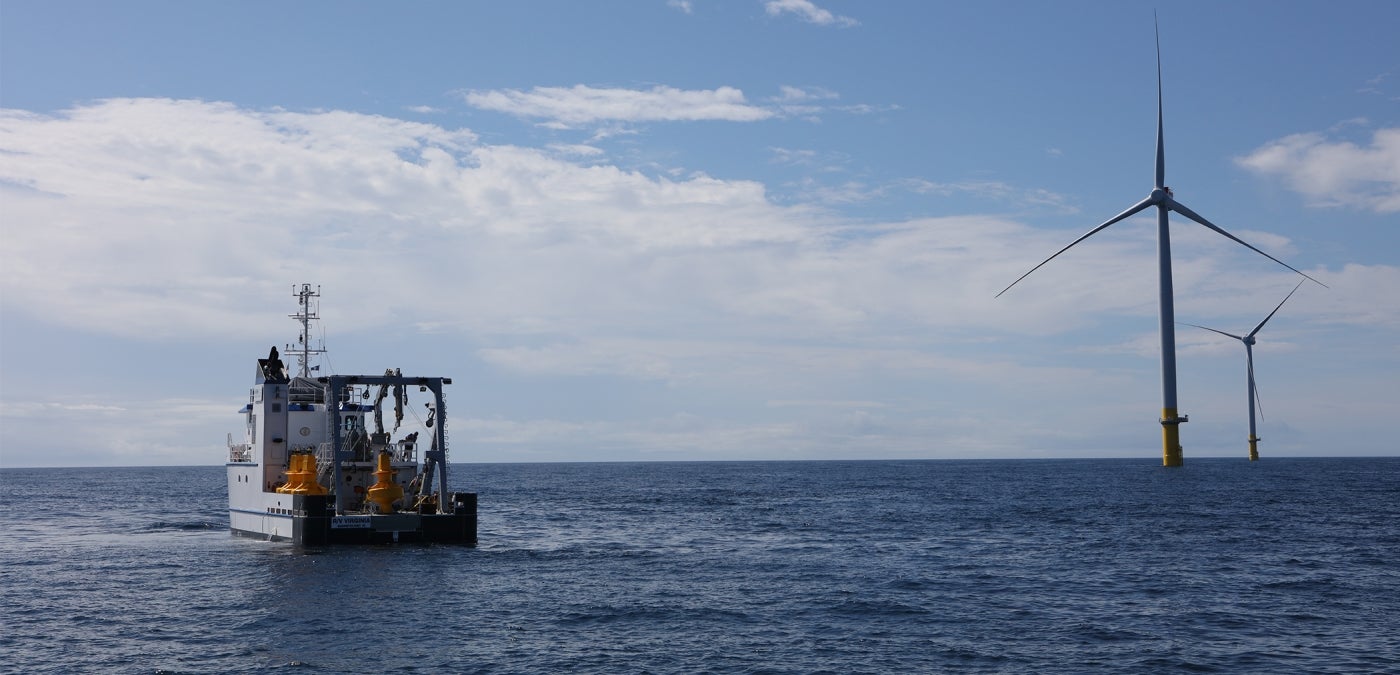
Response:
[1182, 280, 1304, 461]
[996, 21, 1324, 467]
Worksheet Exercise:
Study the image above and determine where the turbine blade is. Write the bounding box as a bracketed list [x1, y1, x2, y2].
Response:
[1155, 15, 1165, 189]
[1166, 196, 1329, 288]
[1248, 350, 1264, 421]
[1179, 322, 1244, 341]
[1248, 279, 1306, 338]
[996, 196, 1156, 298]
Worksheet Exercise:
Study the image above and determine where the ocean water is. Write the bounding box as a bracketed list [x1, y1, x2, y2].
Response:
[1, 458, 1397, 674]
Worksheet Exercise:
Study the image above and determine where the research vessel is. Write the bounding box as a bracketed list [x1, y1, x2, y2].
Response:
[226, 284, 476, 544]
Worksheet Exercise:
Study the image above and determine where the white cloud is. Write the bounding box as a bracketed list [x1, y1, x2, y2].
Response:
[764, 0, 858, 28]
[2, 100, 1388, 351]
[668, 0, 693, 14]
[769, 147, 821, 166]
[548, 143, 606, 158]
[833, 102, 900, 115]
[1358, 71, 1398, 100]
[0, 397, 235, 467]
[0, 100, 1113, 346]
[0, 98, 812, 341]
[1236, 126, 1400, 213]
[787, 177, 1077, 212]
[478, 340, 680, 380]
[0, 98, 1394, 465]
[460, 83, 880, 128]
[773, 85, 838, 103]
[461, 84, 773, 127]
[767, 399, 888, 408]
[768, 85, 844, 120]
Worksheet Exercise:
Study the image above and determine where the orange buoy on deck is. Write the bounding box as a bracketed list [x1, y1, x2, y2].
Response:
[275, 453, 304, 494]
[294, 452, 328, 496]
[366, 450, 403, 513]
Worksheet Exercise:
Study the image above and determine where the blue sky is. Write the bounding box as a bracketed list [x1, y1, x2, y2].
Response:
[2, 0, 1397, 467]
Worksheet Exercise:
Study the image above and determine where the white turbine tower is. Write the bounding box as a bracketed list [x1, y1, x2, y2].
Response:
[996, 20, 1324, 467]
[1182, 280, 1305, 461]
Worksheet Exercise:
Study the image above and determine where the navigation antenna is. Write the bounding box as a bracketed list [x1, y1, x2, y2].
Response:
[287, 283, 327, 378]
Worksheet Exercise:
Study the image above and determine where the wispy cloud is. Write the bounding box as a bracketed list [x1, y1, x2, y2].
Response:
[772, 85, 838, 103]
[1236, 126, 1400, 213]
[795, 177, 1079, 213]
[460, 83, 882, 129]
[1358, 70, 1398, 100]
[764, 0, 858, 28]
[548, 143, 606, 158]
[668, 0, 693, 14]
[769, 147, 822, 166]
[460, 85, 773, 127]
[768, 85, 842, 119]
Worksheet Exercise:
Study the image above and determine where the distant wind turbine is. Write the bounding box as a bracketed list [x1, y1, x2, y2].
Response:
[996, 19, 1324, 467]
[1182, 280, 1305, 461]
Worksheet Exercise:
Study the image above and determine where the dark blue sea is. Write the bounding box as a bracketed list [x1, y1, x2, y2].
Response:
[2, 458, 1397, 674]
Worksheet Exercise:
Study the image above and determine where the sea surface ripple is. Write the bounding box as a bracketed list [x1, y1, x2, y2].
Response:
[1, 458, 1397, 673]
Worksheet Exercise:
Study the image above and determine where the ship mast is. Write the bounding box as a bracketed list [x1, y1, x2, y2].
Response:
[286, 283, 326, 378]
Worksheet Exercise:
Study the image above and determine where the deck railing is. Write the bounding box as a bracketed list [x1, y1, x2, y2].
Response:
[227, 434, 253, 463]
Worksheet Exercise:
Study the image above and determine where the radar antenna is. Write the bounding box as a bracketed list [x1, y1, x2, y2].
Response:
[287, 283, 327, 378]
